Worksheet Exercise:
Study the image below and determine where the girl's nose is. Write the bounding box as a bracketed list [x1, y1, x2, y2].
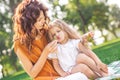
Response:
[55, 33, 59, 36]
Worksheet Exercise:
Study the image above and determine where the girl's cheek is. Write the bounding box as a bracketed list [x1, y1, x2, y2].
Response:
[53, 36, 57, 40]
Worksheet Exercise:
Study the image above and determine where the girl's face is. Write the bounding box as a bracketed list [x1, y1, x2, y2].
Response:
[49, 27, 67, 44]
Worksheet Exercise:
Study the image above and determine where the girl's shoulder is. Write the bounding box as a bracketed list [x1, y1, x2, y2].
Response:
[69, 39, 81, 46]
[69, 39, 81, 43]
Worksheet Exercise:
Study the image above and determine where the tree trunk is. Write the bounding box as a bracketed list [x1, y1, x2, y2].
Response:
[109, 28, 118, 38]
[76, 0, 86, 33]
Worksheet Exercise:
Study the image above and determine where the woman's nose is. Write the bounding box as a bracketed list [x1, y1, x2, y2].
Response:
[43, 20, 49, 30]
[43, 23, 48, 30]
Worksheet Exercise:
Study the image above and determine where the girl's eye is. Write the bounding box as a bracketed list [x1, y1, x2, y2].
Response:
[52, 30, 61, 39]
[52, 34, 56, 38]
[57, 30, 61, 33]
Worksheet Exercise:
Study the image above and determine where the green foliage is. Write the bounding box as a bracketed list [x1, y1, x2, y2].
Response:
[109, 5, 120, 21]
[90, 2, 109, 30]
[49, 0, 109, 33]
[1, 71, 32, 80]
[0, 0, 22, 77]
[0, 31, 7, 50]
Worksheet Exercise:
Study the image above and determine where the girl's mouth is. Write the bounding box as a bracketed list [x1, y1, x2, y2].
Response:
[57, 36, 60, 40]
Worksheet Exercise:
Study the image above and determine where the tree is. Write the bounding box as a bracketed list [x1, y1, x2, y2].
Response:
[0, 0, 22, 77]
[49, 0, 117, 42]
[108, 5, 120, 38]
[90, 2, 109, 41]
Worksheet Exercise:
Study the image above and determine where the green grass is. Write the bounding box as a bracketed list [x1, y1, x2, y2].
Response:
[1, 38, 120, 80]
[92, 38, 120, 64]
[0, 71, 32, 80]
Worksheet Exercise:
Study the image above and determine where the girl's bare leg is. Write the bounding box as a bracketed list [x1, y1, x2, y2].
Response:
[76, 53, 107, 77]
[78, 43, 108, 75]
[71, 64, 98, 79]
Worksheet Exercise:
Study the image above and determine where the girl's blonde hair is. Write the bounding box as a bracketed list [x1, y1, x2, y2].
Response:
[48, 19, 80, 41]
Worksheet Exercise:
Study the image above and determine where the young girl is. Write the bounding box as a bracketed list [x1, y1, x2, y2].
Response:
[47, 19, 108, 79]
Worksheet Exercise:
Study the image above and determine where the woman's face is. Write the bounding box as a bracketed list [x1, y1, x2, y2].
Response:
[49, 27, 67, 44]
[34, 11, 48, 30]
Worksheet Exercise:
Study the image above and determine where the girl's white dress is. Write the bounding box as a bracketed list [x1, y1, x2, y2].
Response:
[57, 39, 81, 72]
[48, 39, 81, 72]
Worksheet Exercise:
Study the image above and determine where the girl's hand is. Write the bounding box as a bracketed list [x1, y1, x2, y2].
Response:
[61, 72, 71, 77]
[96, 62, 108, 77]
[88, 31, 94, 38]
[97, 62, 108, 73]
[44, 40, 58, 55]
[81, 31, 94, 43]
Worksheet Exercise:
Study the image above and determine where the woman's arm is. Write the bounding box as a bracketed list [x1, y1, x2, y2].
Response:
[16, 40, 58, 78]
[52, 59, 69, 77]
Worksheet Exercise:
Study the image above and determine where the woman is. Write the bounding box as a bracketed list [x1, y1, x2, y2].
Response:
[12, 0, 59, 80]
[12, 0, 107, 80]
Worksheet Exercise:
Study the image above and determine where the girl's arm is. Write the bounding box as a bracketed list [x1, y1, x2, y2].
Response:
[80, 32, 94, 47]
[79, 31, 102, 63]
[78, 42, 102, 64]
[52, 59, 69, 77]
[15, 40, 58, 78]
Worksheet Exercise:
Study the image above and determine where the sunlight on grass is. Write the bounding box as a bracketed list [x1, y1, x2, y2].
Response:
[92, 38, 120, 49]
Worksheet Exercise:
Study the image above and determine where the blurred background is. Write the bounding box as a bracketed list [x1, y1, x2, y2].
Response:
[0, 0, 120, 79]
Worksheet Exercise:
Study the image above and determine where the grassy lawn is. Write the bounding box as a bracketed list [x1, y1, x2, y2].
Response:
[92, 38, 120, 64]
[0, 71, 32, 80]
[1, 38, 120, 80]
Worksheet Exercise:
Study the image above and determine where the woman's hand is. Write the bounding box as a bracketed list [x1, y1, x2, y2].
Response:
[44, 40, 58, 55]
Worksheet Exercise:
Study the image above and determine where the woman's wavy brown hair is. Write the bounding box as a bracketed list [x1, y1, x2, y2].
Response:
[12, 0, 49, 49]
